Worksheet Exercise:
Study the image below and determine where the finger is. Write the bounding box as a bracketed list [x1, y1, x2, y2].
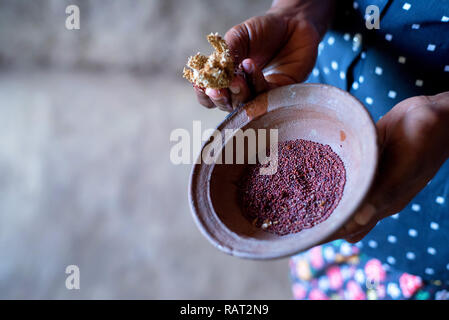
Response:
[346, 233, 367, 244]
[242, 58, 270, 94]
[350, 203, 377, 231]
[331, 228, 346, 240]
[320, 221, 351, 244]
[229, 75, 251, 109]
[325, 220, 358, 243]
[194, 86, 215, 109]
[320, 201, 379, 244]
[324, 223, 371, 245]
[331, 202, 377, 242]
[345, 220, 377, 243]
[224, 22, 250, 65]
[320, 228, 344, 244]
[205, 88, 233, 112]
[429, 91, 449, 106]
[346, 204, 376, 236]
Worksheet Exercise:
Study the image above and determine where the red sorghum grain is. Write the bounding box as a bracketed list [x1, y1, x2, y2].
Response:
[238, 139, 346, 236]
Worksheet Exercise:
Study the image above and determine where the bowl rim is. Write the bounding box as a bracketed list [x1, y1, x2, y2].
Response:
[188, 83, 378, 259]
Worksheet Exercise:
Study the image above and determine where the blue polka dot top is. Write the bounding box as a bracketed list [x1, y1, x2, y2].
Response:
[308, 0, 449, 281]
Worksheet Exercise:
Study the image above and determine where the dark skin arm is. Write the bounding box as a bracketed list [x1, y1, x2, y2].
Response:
[334, 92, 449, 242]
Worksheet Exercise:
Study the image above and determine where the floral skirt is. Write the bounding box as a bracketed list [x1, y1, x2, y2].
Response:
[290, 240, 449, 300]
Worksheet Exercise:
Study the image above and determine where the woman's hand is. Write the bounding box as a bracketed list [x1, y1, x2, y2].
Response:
[194, 5, 324, 112]
[334, 92, 449, 243]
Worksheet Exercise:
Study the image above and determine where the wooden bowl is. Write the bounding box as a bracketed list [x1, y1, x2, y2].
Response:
[189, 83, 378, 259]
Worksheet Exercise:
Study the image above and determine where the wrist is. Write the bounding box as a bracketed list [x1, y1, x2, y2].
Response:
[267, 0, 336, 38]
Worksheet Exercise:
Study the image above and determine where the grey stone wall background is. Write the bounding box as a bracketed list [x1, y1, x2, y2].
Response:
[0, 0, 266, 73]
[0, 0, 292, 299]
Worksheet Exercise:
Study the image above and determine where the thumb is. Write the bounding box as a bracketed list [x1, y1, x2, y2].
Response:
[349, 120, 389, 228]
[224, 23, 250, 65]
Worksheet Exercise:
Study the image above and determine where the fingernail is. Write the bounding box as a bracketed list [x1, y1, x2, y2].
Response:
[205, 88, 220, 99]
[242, 60, 254, 73]
[229, 83, 240, 95]
[354, 203, 376, 226]
[215, 97, 231, 110]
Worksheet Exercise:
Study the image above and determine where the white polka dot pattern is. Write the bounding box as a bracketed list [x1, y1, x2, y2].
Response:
[304, 2, 449, 281]
[425, 268, 435, 275]
[365, 97, 373, 105]
[402, 3, 412, 10]
[388, 235, 397, 243]
[436, 196, 445, 204]
[388, 90, 397, 99]
[427, 44, 436, 52]
[430, 222, 439, 230]
[406, 252, 416, 260]
[387, 256, 396, 264]
[331, 61, 338, 70]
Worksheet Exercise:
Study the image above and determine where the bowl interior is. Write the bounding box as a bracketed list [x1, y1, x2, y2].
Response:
[190, 83, 377, 259]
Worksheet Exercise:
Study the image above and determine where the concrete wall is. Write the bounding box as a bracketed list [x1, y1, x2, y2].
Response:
[0, 0, 292, 299]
